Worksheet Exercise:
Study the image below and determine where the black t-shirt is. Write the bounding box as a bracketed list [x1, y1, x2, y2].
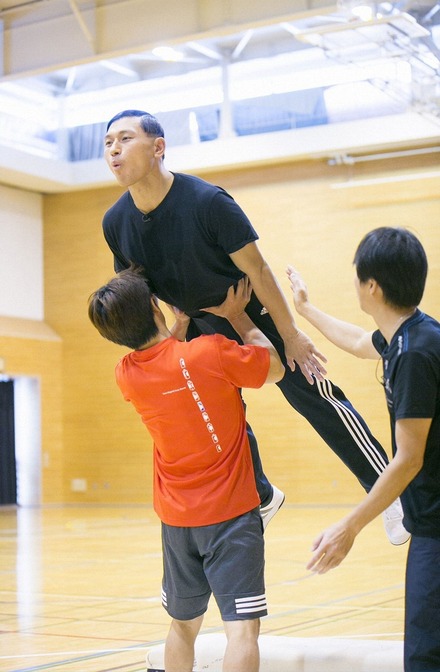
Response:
[372, 310, 440, 538]
[102, 172, 259, 315]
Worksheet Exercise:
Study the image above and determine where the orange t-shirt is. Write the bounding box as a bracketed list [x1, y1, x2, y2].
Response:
[115, 334, 269, 526]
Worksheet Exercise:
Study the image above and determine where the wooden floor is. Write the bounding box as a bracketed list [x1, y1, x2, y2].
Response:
[1, 503, 408, 672]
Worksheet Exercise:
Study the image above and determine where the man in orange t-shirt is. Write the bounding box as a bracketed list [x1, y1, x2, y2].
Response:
[88, 269, 284, 672]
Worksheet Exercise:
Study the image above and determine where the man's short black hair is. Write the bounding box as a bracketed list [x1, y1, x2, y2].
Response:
[354, 227, 428, 309]
[106, 109, 165, 138]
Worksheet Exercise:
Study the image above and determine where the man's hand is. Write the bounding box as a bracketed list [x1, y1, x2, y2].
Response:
[202, 277, 252, 320]
[166, 304, 191, 341]
[286, 265, 310, 315]
[167, 304, 191, 323]
[306, 519, 356, 575]
[283, 327, 327, 384]
[284, 265, 327, 383]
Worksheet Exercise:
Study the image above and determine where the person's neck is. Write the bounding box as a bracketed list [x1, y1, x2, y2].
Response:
[378, 307, 417, 344]
[130, 168, 174, 215]
[136, 325, 172, 351]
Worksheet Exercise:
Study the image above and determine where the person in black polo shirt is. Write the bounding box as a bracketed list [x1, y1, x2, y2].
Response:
[288, 226, 440, 671]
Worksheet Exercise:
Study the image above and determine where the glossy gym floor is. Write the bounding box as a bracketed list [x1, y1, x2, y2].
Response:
[1, 503, 407, 672]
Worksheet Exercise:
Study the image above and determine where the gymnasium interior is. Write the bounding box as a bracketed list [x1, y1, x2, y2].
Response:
[1, 1, 439, 670]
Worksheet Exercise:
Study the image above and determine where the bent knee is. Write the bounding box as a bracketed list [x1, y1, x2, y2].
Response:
[224, 617, 260, 641]
[171, 614, 204, 637]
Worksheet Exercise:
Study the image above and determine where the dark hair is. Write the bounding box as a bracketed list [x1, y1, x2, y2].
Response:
[354, 227, 428, 309]
[88, 267, 159, 349]
[106, 109, 165, 138]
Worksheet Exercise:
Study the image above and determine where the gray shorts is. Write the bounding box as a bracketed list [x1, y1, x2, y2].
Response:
[161, 507, 266, 621]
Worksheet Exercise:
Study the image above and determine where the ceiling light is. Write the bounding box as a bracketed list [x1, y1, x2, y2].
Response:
[352, 5, 375, 20]
[338, 0, 378, 21]
[152, 47, 184, 62]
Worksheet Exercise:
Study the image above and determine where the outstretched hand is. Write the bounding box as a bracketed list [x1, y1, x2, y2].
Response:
[284, 264, 327, 383]
[286, 265, 310, 314]
[306, 519, 356, 575]
[283, 329, 327, 384]
[202, 277, 252, 320]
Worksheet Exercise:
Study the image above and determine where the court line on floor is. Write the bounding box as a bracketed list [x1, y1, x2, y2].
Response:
[0, 642, 156, 672]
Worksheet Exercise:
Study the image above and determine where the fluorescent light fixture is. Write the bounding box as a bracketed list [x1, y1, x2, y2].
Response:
[152, 46, 185, 61]
[337, 0, 377, 20]
[351, 4, 375, 21]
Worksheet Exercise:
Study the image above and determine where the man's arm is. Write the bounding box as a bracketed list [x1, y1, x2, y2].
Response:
[307, 416, 430, 574]
[286, 265, 378, 359]
[204, 277, 285, 384]
[229, 242, 327, 384]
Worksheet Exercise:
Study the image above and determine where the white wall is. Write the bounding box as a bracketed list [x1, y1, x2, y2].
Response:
[0, 185, 43, 320]
[14, 376, 41, 506]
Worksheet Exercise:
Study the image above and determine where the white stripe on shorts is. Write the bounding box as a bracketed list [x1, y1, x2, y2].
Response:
[235, 593, 267, 614]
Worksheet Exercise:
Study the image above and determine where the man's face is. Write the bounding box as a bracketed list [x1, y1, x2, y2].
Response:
[104, 117, 159, 188]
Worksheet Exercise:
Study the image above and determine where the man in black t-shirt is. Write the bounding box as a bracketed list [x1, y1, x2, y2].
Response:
[288, 227, 440, 671]
[102, 109, 407, 544]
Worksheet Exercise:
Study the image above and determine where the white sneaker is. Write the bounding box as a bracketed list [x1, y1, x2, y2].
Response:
[260, 485, 285, 530]
[382, 498, 411, 545]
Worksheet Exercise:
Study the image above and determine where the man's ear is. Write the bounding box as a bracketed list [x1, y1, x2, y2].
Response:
[368, 278, 384, 300]
[154, 137, 166, 158]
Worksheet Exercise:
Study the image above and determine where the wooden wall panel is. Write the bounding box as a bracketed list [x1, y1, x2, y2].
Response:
[44, 186, 155, 504]
[43, 154, 440, 505]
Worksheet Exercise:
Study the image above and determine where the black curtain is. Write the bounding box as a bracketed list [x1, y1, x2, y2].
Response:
[0, 380, 16, 504]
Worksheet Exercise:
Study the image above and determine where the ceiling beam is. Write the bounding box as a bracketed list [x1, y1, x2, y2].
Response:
[1, 0, 335, 80]
[68, 0, 96, 53]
